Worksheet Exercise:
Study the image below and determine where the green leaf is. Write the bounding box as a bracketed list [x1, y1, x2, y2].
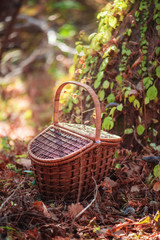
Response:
[129, 95, 135, 103]
[126, 49, 131, 56]
[99, 58, 109, 71]
[102, 80, 110, 89]
[75, 116, 81, 123]
[124, 90, 129, 98]
[102, 45, 118, 58]
[154, 164, 160, 179]
[156, 47, 160, 56]
[109, 16, 117, 29]
[137, 124, 145, 135]
[133, 99, 140, 109]
[83, 65, 90, 74]
[86, 95, 91, 102]
[94, 80, 101, 89]
[146, 85, 158, 100]
[145, 97, 150, 105]
[98, 89, 105, 101]
[114, 163, 121, 169]
[107, 93, 115, 103]
[143, 77, 153, 89]
[58, 23, 76, 38]
[102, 116, 114, 130]
[88, 32, 96, 41]
[153, 128, 158, 137]
[117, 104, 123, 111]
[116, 75, 123, 85]
[72, 98, 79, 104]
[109, 107, 116, 117]
[97, 71, 104, 81]
[110, 82, 114, 90]
[102, 30, 112, 43]
[124, 128, 133, 134]
[156, 66, 160, 78]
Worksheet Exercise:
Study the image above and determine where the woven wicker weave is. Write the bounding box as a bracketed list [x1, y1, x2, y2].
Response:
[28, 81, 121, 202]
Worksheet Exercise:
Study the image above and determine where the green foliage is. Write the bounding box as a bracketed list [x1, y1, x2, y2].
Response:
[89, 0, 129, 51]
[156, 65, 160, 78]
[146, 85, 158, 100]
[124, 128, 133, 134]
[70, 0, 159, 150]
[102, 116, 114, 130]
[137, 124, 145, 135]
[58, 23, 76, 38]
[0, 137, 11, 152]
[154, 164, 160, 179]
[51, 1, 82, 11]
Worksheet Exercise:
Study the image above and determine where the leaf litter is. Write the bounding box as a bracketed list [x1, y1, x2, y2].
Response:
[0, 138, 160, 239]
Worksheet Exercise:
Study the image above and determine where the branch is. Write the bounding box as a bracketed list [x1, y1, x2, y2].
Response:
[74, 177, 98, 220]
[0, 0, 23, 64]
[18, 14, 77, 55]
[0, 177, 25, 212]
[0, 48, 48, 84]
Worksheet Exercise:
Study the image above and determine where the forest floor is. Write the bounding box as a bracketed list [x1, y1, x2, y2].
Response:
[1, 137, 160, 240]
[0, 76, 160, 239]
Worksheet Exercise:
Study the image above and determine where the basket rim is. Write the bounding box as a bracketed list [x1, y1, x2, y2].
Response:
[57, 122, 122, 143]
[28, 125, 93, 164]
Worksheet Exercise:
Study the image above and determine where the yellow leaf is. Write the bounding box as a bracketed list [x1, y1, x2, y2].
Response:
[153, 181, 160, 191]
[154, 211, 160, 222]
[137, 216, 151, 224]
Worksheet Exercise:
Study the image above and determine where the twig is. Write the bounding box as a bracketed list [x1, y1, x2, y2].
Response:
[74, 177, 98, 221]
[0, 177, 25, 211]
[95, 201, 105, 225]
[0, 0, 23, 65]
[0, 48, 48, 84]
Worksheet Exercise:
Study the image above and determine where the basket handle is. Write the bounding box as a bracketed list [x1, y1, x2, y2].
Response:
[53, 81, 101, 142]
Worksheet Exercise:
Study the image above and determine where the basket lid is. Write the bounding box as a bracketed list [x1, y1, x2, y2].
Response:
[28, 125, 93, 162]
[58, 123, 121, 143]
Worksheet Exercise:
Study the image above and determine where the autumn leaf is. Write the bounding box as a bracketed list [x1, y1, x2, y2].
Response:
[33, 201, 50, 218]
[153, 181, 160, 191]
[68, 203, 84, 218]
[103, 177, 118, 188]
[137, 216, 151, 224]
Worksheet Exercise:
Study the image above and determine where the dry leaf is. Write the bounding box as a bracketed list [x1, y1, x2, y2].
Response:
[131, 185, 140, 192]
[128, 89, 138, 96]
[68, 203, 84, 218]
[33, 201, 50, 218]
[103, 177, 118, 188]
[153, 181, 160, 191]
[137, 216, 151, 224]
[154, 210, 160, 222]
[18, 158, 31, 169]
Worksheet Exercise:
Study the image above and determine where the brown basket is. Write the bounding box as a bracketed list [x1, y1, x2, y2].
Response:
[28, 81, 121, 202]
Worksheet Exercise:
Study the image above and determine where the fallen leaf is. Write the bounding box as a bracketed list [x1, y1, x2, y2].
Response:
[33, 201, 50, 218]
[153, 181, 160, 191]
[17, 158, 31, 169]
[103, 177, 118, 188]
[154, 210, 160, 222]
[68, 203, 84, 218]
[137, 216, 151, 224]
[128, 89, 138, 96]
[131, 185, 140, 192]
[27, 228, 39, 238]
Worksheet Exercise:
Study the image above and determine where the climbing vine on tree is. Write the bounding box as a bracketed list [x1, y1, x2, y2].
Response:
[61, 0, 160, 151]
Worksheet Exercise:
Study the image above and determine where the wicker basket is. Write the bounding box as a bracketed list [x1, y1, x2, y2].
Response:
[28, 81, 121, 202]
